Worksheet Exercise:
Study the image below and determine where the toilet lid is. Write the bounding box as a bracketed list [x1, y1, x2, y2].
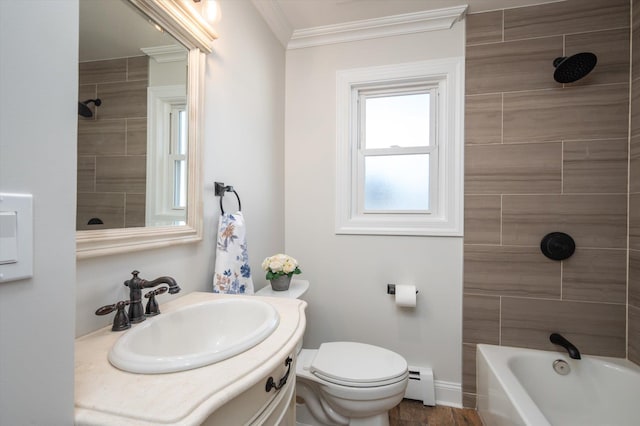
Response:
[310, 342, 407, 387]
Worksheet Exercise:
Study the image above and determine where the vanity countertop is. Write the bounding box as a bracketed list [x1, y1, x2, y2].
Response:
[75, 292, 307, 425]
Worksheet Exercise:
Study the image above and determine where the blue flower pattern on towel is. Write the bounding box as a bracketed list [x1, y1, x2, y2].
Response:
[213, 269, 246, 294]
[213, 212, 253, 294]
[240, 263, 251, 279]
[238, 241, 251, 278]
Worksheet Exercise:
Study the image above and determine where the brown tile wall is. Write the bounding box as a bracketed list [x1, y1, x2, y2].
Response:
[630, 0, 640, 367]
[463, 0, 631, 407]
[77, 56, 148, 230]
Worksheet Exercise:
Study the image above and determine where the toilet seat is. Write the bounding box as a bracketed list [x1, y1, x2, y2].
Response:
[309, 342, 408, 388]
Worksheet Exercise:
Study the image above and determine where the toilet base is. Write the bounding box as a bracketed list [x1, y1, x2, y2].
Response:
[296, 401, 321, 426]
[296, 401, 389, 426]
[347, 413, 389, 426]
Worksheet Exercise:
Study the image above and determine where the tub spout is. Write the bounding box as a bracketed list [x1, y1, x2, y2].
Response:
[550, 333, 581, 359]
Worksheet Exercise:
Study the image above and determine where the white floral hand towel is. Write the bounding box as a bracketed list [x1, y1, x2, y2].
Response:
[213, 211, 254, 294]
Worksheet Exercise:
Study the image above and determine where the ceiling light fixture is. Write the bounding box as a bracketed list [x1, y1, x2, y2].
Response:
[205, 0, 219, 22]
[148, 19, 164, 33]
[191, 0, 219, 23]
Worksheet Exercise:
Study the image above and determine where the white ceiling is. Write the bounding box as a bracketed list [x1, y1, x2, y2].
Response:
[252, 0, 565, 47]
[274, 0, 563, 30]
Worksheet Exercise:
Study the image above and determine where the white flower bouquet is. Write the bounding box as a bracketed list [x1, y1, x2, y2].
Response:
[262, 253, 301, 280]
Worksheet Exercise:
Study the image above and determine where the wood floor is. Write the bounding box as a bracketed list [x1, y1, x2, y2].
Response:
[389, 399, 483, 426]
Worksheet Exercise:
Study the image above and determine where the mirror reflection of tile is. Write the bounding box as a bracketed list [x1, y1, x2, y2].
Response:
[77, 55, 148, 230]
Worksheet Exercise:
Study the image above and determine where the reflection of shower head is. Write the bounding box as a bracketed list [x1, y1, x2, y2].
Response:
[553, 52, 597, 83]
[78, 98, 102, 118]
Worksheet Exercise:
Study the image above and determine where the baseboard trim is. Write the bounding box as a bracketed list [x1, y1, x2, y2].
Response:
[435, 380, 462, 408]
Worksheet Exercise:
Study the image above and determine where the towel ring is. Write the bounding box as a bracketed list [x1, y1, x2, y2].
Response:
[214, 182, 242, 214]
[219, 189, 241, 214]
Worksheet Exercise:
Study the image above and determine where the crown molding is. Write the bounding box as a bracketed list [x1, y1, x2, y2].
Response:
[251, 0, 293, 47]
[141, 45, 188, 63]
[287, 5, 467, 50]
[129, 0, 217, 53]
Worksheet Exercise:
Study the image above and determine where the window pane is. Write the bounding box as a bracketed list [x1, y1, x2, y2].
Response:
[365, 93, 430, 149]
[177, 109, 187, 155]
[364, 154, 429, 211]
[174, 159, 187, 209]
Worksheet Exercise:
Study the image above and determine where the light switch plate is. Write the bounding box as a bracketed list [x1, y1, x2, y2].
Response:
[0, 193, 33, 282]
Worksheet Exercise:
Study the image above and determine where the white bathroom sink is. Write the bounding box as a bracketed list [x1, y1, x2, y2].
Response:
[108, 298, 280, 374]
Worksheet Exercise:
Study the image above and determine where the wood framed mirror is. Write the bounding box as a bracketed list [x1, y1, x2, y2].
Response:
[76, 0, 216, 258]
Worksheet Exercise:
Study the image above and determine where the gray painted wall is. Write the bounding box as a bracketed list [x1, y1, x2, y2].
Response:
[0, 0, 78, 423]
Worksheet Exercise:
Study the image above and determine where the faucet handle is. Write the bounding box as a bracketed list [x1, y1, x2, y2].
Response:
[145, 286, 168, 298]
[144, 287, 168, 316]
[96, 300, 131, 332]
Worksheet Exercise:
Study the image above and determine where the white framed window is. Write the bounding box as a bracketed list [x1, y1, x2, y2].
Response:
[146, 85, 188, 226]
[336, 58, 464, 236]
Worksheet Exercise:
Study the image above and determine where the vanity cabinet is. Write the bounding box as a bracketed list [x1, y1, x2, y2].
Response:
[203, 352, 297, 425]
[75, 292, 306, 425]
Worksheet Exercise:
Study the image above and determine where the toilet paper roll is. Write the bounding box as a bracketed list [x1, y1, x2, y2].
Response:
[395, 284, 417, 307]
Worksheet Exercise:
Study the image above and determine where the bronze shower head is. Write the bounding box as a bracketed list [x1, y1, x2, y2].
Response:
[553, 52, 597, 83]
[78, 98, 102, 118]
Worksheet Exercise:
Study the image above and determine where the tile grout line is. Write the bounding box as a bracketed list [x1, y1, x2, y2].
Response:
[560, 259, 563, 300]
[499, 194, 503, 246]
[125, 118, 128, 156]
[498, 295, 502, 346]
[468, 81, 628, 97]
[466, 32, 629, 48]
[501, 9, 504, 43]
[561, 139, 564, 195]
[93, 155, 97, 193]
[560, 137, 563, 301]
[123, 192, 127, 228]
[626, 0, 633, 361]
[500, 92, 504, 145]
[502, 27, 632, 45]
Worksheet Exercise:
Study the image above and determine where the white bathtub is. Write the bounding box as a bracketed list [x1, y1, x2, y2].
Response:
[476, 344, 640, 426]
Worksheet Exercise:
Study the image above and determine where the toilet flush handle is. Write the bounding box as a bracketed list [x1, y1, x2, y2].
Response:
[265, 357, 293, 392]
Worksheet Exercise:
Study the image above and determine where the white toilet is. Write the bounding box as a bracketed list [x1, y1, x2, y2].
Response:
[256, 280, 409, 426]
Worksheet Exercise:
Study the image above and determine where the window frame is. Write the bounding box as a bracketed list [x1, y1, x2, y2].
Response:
[146, 84, 188, 226]
[335, 58, 464, 236]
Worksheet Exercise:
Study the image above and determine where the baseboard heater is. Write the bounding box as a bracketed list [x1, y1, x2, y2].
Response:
[403, 366, 436, 406]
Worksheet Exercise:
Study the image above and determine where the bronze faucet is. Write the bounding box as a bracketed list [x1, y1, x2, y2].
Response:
[124, 270, 180, 323]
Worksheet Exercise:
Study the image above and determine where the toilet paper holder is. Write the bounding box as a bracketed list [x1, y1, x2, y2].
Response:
[387, 284, 418, 295]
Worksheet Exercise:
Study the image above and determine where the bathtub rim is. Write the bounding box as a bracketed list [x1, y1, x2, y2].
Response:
[477, 344, 550, 426]
[476, 343, 640, 426]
